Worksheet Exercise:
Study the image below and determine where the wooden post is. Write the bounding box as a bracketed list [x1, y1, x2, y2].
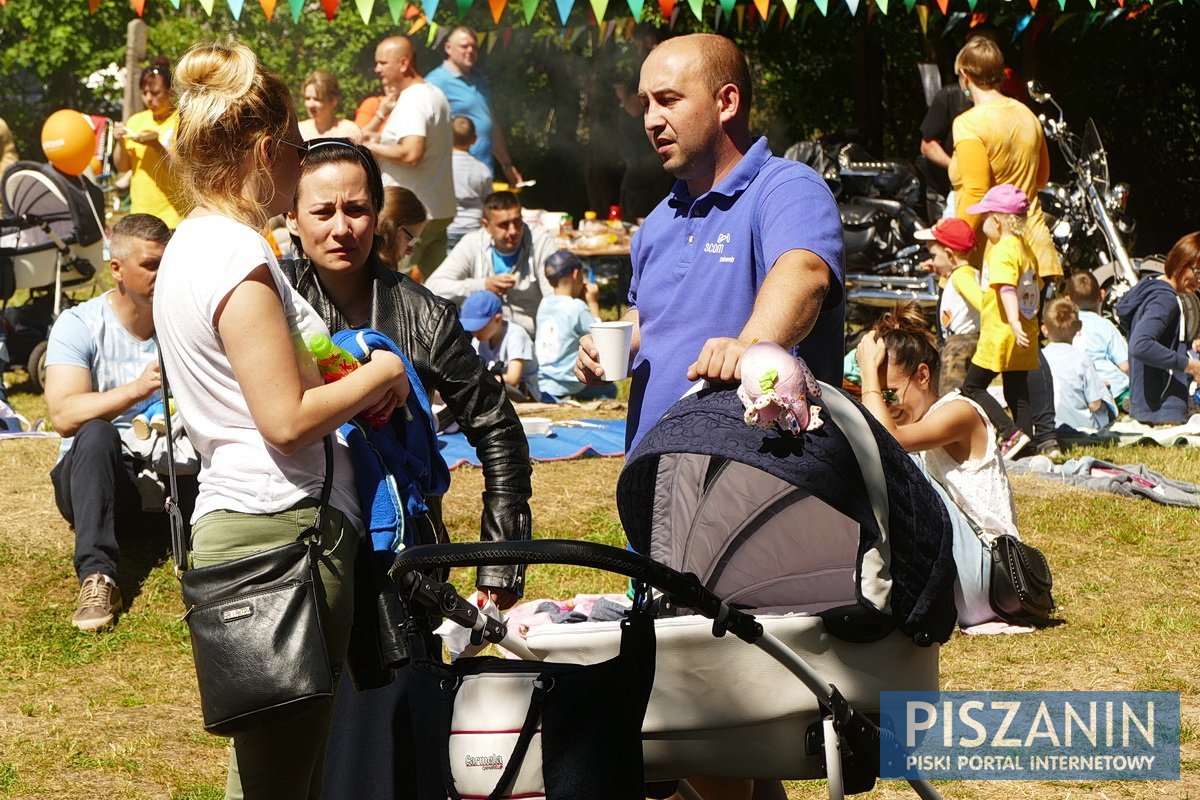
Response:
[122, 19, 147, 122]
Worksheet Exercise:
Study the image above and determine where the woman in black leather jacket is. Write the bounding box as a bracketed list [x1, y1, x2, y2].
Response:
[281, 137, 532, 799]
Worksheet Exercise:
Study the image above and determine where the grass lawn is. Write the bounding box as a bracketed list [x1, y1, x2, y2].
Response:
[0, 373, 1196, 799]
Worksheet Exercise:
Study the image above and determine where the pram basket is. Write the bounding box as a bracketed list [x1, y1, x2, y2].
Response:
[392, 540, 942, 800]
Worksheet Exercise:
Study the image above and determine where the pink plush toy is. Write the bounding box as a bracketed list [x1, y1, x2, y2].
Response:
[737, 341, 823, 434]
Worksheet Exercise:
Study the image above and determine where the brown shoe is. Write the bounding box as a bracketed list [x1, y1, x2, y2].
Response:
[72, 573, 122, 632]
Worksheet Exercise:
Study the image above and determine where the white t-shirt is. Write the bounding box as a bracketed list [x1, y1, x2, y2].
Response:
[380, 81, 456, 220]
[939, 266, 980, 338]
[45, 291, 158, 458]
[153, 215, 361, 527]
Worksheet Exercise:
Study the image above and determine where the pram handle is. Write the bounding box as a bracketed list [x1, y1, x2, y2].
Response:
[389, 540, 765, 644]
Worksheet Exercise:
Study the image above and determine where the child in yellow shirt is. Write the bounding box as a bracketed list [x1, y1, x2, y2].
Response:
[959, 185, 1044, 459]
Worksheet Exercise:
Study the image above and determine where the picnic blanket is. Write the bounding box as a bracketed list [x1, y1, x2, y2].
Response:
[1008, 455, 1200, 507]
[1057, 414, 1200, 448]
[437, 418, 626, 469]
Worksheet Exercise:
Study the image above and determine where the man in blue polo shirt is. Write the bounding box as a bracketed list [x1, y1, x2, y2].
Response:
[575, 33, 845, 452]
[426, 25, 523, 184]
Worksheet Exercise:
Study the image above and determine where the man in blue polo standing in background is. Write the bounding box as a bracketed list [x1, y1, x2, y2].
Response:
[426, 25, 524, 185]
[575, 33, 845, 454]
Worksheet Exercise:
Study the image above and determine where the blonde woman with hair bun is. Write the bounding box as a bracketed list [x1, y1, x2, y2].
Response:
[153, 41, 411, 799]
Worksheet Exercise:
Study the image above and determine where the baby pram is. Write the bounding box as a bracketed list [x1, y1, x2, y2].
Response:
[0, 161, 104, 392]
[389, 385, 958, 799]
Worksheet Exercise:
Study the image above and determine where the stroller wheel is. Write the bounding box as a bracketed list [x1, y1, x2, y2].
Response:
[27, 340, 48, 394]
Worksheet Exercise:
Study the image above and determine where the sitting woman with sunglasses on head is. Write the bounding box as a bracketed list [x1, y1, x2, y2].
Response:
[278, 137, 533, 799]
[857, 302, 1019, 626]
[155, 44, 412, 798]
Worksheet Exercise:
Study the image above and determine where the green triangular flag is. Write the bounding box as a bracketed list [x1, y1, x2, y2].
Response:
[458, 0, 473, 15]
[903, 0, 915, 10]
[781, 0, 797, 16]
[874, 0, 888, 14]
[626, 0, 645, 20]
[387, 0, 405, 21]
[168, 0, 181, 8]
[590, 0, 610, 21]
[686, 0, 703, 19]
[289, 0, 304, 21]
[522, 0, 539, 21]
[814, 0, 829, 15]
[718, 0, 736, 15]
[199, 0, 216, 14]
[966, 0, 977, 9]
[356, 0, 373, 21]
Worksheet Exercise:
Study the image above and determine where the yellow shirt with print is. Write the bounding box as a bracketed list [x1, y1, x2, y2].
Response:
[124, 108, 187, 228]
[949, 97, 1063, 281]
[972, 234, 1041, 373]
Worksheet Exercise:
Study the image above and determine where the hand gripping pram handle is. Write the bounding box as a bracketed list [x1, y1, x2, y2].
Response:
[388, 540, 765, 644]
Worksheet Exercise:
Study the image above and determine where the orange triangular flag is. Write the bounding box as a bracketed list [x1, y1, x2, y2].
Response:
[489, 0, 506, 20]
[260, 0, 277, 17]
[321, 0, 339, 19]
[1029, 0, 1038, 10]
[409, 15, 428, 33]
[753, 0, 769, 20]
[935, 0, 948, 14]
[131, 0, 146, 14]
[89, 0, 102, 11]
[658, 0, 676, 16]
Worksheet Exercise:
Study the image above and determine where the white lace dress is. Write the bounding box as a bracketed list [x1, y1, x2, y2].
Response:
[919, 391, 1019, 541]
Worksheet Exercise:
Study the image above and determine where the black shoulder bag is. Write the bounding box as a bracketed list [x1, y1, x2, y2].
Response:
[158, 349, 336, 737]
[988, 533, 1056, 625]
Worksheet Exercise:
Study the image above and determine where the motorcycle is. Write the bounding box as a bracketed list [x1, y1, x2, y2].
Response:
[1028, 81, 1139, 300]
[785, 137, 938, 320]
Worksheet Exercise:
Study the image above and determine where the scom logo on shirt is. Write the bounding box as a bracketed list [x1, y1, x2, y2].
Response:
[704, 232, 736, 263]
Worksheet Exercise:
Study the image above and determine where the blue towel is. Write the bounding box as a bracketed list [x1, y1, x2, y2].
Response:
[332, 329, 451, 552]
[437, 419, 626, 469]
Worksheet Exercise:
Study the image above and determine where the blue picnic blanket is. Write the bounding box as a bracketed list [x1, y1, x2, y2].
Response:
[437, 418, 626, 469]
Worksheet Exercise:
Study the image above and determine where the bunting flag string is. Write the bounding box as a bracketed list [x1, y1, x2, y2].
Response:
[589, 0, 610, 22]
[1052, 11, 1077, 28]
[228, 0, 245, 19]
[288, 0, 302, 20]
[555, 0, 575, 23]
[320, 0, 339, 19]
[846, 0, 860, 15]
[753, 0, 768, 20]
[421, 0, 438, 24]
[626, 0, 645, 19]
[387, 0, 406, 22]
[658, 0, 676, 16]
[355, 0, 373, 21]
[130, 0, 146, 14]
[259, 0, 276, 18]
[935, 0, 950, 16]
[734, 2, 745, 24]
[522, 0, 539, 21]
[718, 0, 737, 17]
[1012, 11, 1033, 36]
[199, 0, 216, 14]
[874, 0, 888, 15]
[89, 0, 102, 12]
[904, 0, 916, 11]
[814, 0, 830, 15]
[168, 0, 183, 8]
[600, 17, 618, 43]
[488, 0, 505, 22]
[781, 0, 797, 17]
[916, 2, 929, 29]
[686, 0, 704, 20]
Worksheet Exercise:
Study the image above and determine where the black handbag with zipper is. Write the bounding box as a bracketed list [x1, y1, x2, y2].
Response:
[988, 533, 1056, 624]
[158, 350, 336, 737]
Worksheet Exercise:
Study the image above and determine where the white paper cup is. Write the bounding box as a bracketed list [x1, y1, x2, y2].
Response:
[590, 321, 633, 381]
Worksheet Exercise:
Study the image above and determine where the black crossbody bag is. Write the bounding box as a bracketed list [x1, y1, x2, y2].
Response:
[158, 350, 335, 736]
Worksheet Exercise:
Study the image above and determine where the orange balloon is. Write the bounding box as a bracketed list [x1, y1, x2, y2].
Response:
[41, 109, 96, 176]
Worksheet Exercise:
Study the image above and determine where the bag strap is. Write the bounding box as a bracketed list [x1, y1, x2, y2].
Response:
[440, 675, 549, 800]
[815, 381, 889, 539]
[156, 342, 335, 575]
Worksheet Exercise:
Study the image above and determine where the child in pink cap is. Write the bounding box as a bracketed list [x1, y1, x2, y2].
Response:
[958, 184, 1045, 460]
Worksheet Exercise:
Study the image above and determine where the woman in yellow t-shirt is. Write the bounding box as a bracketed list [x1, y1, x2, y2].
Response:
[959, 185, 1047, 460]
[948, 37, 1061, 285]
[113, 56, 188, 228]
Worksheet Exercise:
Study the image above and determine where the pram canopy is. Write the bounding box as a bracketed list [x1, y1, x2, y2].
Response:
[1, 161, 105, 251]
[617, 386, 958, 645]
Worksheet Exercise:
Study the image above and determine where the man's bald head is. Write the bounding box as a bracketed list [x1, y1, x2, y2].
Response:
[654, 34, 752, 119]
[378, 35, 414, 61]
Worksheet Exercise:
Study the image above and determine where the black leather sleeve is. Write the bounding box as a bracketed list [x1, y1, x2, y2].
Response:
[425, 296, 533, 597]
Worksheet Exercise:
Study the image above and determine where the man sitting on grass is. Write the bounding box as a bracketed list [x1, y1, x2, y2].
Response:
[45, 214, 194, 632]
